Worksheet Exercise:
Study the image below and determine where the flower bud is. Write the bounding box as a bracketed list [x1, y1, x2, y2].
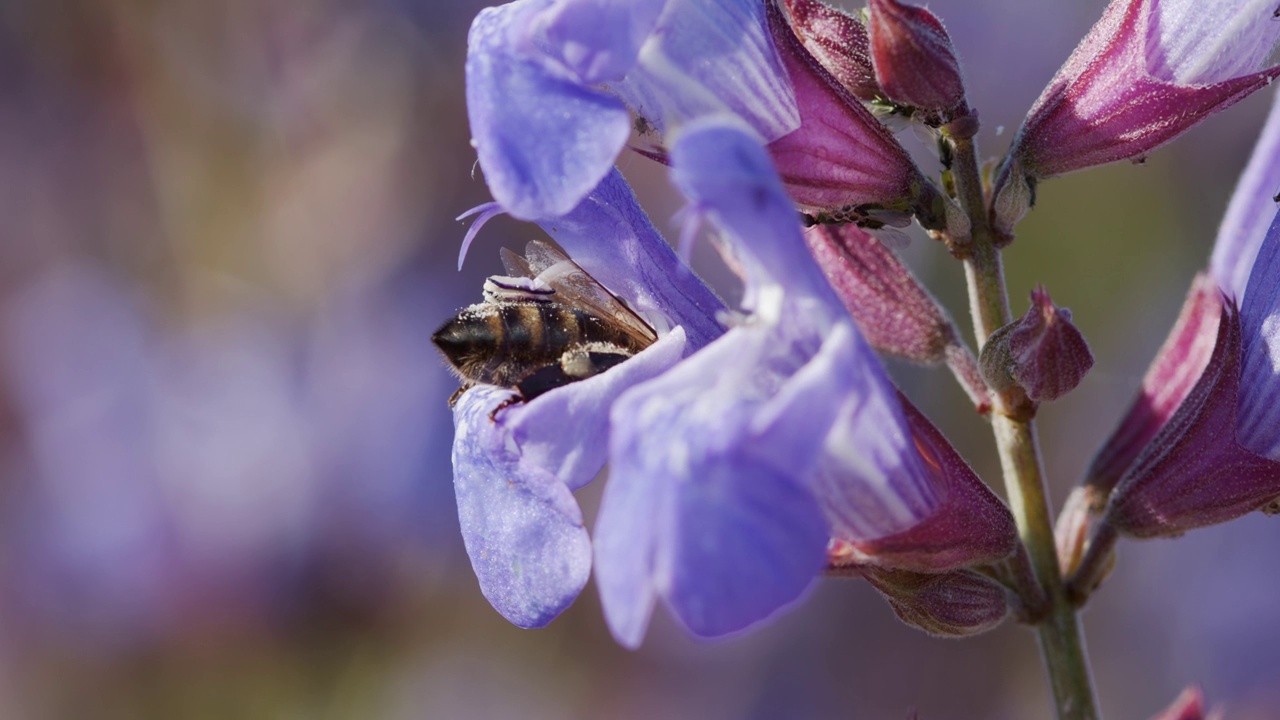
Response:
[981, 287, 1093, 403]
[867, 0, 969, 125]
[804, 223, 955, 363]
[765, 0, 927, 214]
[856, 566, 1010, 637]
[782, 0, 880, 102]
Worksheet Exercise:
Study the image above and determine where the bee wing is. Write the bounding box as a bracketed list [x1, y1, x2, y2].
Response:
[521, 240, 658, 345]
[500, 246, 534, 278]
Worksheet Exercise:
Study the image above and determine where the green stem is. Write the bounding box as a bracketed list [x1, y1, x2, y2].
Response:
[949, 136, 1101, 720]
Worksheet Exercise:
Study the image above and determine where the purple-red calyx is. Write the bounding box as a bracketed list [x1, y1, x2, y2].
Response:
[1071, 87, 1280, 542]
[764, 0, 933, 221]
[982, 287, 1094, 404]
[849, 566, 1009, 638]
[994, 0, 1280, 233]
[866, 0, 970, 127]
[1102, 290, 1280, 538]
[825, 395, 1017, 638]
[782, 0, 880, 102]
[1012, 0, 1280, 178]
[804, 223, 956, 364]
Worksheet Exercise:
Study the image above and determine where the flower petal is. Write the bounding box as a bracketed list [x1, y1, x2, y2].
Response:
[521, 0, 669, 84]
[451, 328, 688, 628]
[452, 386, 592, 628]
[501, 327, 689, 491]
[611, 0, 799, 139]
[535, 169, 726, 349]
[596, 325, 830, 647]
[1237, 212, 1280, 459]
[669, 114, 839, 313]
[1146, 0, 1280, 85]
[466, 2, 631, 220]
[1210, 88, 1280, 299]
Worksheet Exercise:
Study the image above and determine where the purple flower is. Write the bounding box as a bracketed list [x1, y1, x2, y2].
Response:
[593, 118, 1015, 647]
[994, 0, 1280, 231]
[449, 169, 725, 627]
[465, 0, 799, 221]
[1083, 89, 1280, 538]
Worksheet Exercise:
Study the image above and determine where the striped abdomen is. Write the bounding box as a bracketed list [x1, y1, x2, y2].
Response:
[432, 301, 651, 388]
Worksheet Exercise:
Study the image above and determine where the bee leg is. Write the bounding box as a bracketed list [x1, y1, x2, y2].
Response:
[487, 394, 524, 422]
[488, 349, 636, 422]
[512, 365, 577, 403]
[447, 384, 473, 408]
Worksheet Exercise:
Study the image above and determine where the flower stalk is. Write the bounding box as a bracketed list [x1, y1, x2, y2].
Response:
[948, 135, 1101, 720]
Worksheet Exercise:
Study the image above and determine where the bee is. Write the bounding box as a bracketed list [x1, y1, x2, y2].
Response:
[433, 239, 658, 417]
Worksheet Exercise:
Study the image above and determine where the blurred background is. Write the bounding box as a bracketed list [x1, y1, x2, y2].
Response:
[0, 0, 1276, 718]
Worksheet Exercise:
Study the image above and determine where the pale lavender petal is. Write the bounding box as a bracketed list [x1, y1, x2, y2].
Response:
[596, 327, 830, 647]
[521, 0, 669, 83]
[812, 375, 936, 542]
[668, 116, 837, 314]
[1236, 213, 1280, 459]
[610, 0, 799, 139]
[501, 328, 687, 491]
[597, 122, 950, 644]
[1210, 88, 1280, 299]
[466, 2, 631, 220]
[451, 328, 689, 628]
[1147, 0, 1280, 85]
[670, 118, 940, 537]
[536, 169, 726, 348]
[452, 386, 590, 628]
